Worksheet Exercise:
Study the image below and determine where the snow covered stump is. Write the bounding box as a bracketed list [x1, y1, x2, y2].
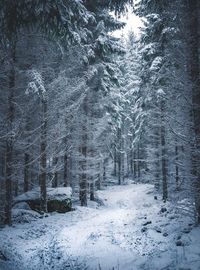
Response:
[13, 187, 72, 214]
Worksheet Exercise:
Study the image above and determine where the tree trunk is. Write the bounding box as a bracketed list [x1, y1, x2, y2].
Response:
[103, 159, 106, 182]
[137, 143, 140, 180]
[188, 0, 200, 223]
[175, 144, 180, 191]
[79, 100, 88, 206]
[130, 147, 133, 176]
[39, 98, 47, 212]
[133, 149, 137, 179]
[154, 127, 161, 191]
[113, 145, 117, 176]
[121, 121, 125, 182]
[63, 152, 68, 187]
[90, 182, 95, 201]
[160, 100, 168, 202]
[117, 127, 121, 185]
[52, 147, 58, 188]
[4, 43, 16, 225]
[24, 117, 31, 193]
[5, 142, 13, 225]
[79, 142, 87, 206]
[24, 152, 30, 192]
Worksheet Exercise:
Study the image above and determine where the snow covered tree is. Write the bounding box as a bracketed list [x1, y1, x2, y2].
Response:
[0, 0, 96, 224]
[135, 0, 198, 216]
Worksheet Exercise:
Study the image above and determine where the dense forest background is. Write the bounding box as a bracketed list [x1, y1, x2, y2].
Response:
[0, 0, 200, 228]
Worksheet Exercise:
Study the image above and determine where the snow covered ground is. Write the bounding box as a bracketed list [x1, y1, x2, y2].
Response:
[0, 182, 200, 270]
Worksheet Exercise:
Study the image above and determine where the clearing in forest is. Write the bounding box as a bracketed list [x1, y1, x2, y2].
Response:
[0, 182, 199, 270]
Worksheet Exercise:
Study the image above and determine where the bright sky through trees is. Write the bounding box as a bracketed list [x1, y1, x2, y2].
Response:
[112, 10, 143, 38]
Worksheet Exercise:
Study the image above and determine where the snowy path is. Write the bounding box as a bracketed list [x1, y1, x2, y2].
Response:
[0, 183, 200, 270]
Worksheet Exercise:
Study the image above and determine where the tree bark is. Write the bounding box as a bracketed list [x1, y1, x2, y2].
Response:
[133, 149, 137, 179]
[117, 127, 121, 185]
[24, 152, 30, 192]
[79, 142, 87, 206]
[188, 0, 200, 223]
[154, 127, 160, 191]
[90, 182, 95, 201]
[175, 144, 180, 191]
[4, 43, 16, 225]
[137, 143, 140, 180]
[52, 146, 58, 188]
[79, 98, 88, 206]
[63, 152, 68, 187]
[160, 100, 168, 202]
[113, 145, 117, 176]
[39, 98, 47, 212]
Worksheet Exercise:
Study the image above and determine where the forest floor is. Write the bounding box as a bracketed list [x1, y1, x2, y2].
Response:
[0, 181, 200, 270]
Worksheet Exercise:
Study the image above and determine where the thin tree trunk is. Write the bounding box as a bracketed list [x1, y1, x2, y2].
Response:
[96, 162, 101, 190]
[137, 143, 140, 180]
[90, 149, 95, 200]
[5, 142, 13, 225]
[90, 182, 95, 201]
[103, 159, 106, 182]
[160, 100, 168, 202]
[63, 152, 68, 187]
[24, 153, 30, 192]
[155, 127, 160, 191]
[133, 149, 137, 179]
[121, 121, 125, 182]
[39, 98, 47, 212]
[79, 98, 88, 206]
[52, 144, 58, 188]
[24, 117, 31, 193]
[117, 127, 121, 185]
[79, 142, 87, 206]
[113, 146, 117, 176]
[175, 144, 180, 191]
[4, 43, 16, 225]
[130, 147, 133, 176]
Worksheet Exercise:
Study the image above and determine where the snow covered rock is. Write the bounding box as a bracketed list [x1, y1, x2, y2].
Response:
[12, 209, 41, 223]
[14, 187, 72, 213]
[13, 202, 31, 210]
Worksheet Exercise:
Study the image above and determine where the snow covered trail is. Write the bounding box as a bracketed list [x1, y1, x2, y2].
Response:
[0, 183, 200, 270]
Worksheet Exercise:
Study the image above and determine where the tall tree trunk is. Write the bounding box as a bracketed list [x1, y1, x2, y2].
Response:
[90, 181, 95, 201]
[39, 98, 47, 212]
[63, 152, 68, 187]
[160, 100, 168, 202]
[133, 149, 137, 179]
[90, 149, 95, 200]
[79, 98, 88, 206]
[79, 140, 87, 206]
[154, 125, 161, 190]
[121, 121, 125, 182]
[96, 162, 101, 190]
[5, 141, 13, 225]
[4, 42, 16, 225]
[175, 143, 180, 191]
[137, 143, 140, 180]
[130, 147, 133, 176]
[188, 0, 200, 223]
[24, 153, 30, 192]
[24, 117, 31, 192]
[113, 145, 117, 176]
[52, 145, 58, 188]
[117, 127, 121, 185]
[103, 159, 106, 183]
